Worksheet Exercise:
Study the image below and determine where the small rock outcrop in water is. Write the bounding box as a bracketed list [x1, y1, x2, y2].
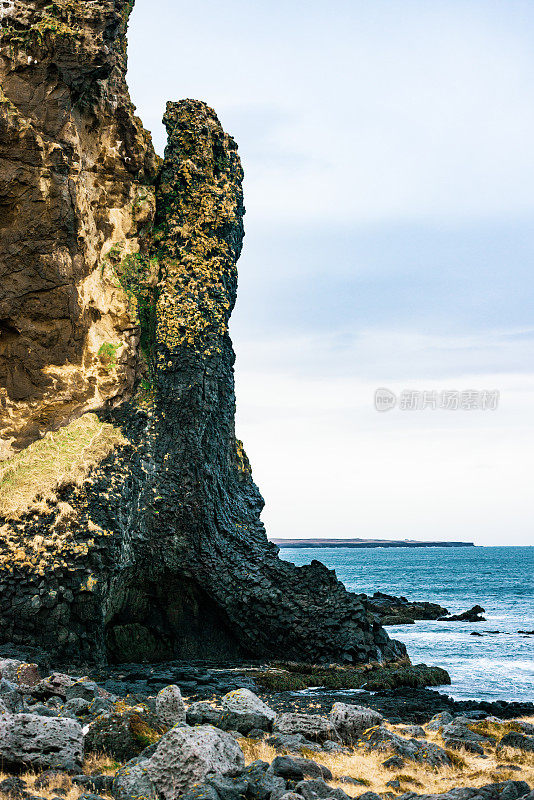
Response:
[439, 605, 486, 622]
[359, 592, 449, 625]
[0, 0, 406, 665]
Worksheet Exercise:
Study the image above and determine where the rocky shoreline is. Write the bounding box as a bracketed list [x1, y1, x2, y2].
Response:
[0, 649, 532, 800]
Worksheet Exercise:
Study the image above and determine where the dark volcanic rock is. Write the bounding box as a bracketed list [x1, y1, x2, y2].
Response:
[397, 781, 531, 800]
[360, 725, 451, 767]
[360, 592, 449, 624]
[498, 732, 534, 753]
[0, 0, 406, 668]
[84, 706, 165, 761]
[262, 688, 534, 726]
[439, 606, 486, 622]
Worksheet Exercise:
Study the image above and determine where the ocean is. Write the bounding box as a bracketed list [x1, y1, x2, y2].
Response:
[279, 545, 534, 702]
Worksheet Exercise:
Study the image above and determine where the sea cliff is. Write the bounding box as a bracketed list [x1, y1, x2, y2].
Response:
[0, 0, 405, 666]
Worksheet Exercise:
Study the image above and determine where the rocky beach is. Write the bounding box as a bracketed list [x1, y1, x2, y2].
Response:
[0, 0, 532, 798]
[0, 648, 533, 800]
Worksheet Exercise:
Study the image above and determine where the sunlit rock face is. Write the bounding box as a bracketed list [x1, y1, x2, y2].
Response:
[0, 0, 158, 459]
[0, 3, 406, 667]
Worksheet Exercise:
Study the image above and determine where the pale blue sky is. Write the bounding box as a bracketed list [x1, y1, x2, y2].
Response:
[127, 1, 534, 545]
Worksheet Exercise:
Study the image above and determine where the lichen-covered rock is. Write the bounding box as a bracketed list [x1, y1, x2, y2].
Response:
[0, 659, 40, 685]
[330, 703, 383, 742]
[220, 689, 276, 734]
[65, 679, 101, 702]
[268, 756, 332, 781]
[441, 721, 493, 754]
[112, 754, 158, 800]
[186, 701, 223, 727]
[427, 712, 454, 731]
[498, 732, 534, 753]
[84, 706, 164, 761]
[274, 713, 338, 743]
[0, 712, 83, 771]
[361, 726, 451, 767]
[155, 685, 186, 729]
[32, 673, 76, 700]
[295, 779, 351, 800]
[144, 724, 245, 800]
[396, 781, 531, 800]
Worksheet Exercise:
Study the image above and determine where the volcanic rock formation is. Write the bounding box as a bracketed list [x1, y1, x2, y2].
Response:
[0, 0, 406, 665]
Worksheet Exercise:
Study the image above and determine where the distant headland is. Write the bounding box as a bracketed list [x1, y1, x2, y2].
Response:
[272, 538, 475, 548]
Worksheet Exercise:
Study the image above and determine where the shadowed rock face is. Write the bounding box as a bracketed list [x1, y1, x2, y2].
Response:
[0, 4, 406, 665]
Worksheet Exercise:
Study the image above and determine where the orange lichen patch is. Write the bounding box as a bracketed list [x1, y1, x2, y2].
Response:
[235, 439, 252, 476]
[154, 100, 243, 360]
[0, 413, 126, 520]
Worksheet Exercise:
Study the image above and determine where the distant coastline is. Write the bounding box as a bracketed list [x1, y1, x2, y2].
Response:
[272, 538, 475, 549]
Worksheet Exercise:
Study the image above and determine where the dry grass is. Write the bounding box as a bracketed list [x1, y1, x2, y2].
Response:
[83, 752, 123, 774]
[239, 721, 534, 797]
[0, 413, 126, 519]
[0, 769, 112, 800]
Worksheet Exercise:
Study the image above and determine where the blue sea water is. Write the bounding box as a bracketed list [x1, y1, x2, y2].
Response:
[279, 546, 534, 702]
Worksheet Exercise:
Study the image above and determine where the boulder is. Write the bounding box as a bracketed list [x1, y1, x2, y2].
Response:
[221, 689, 276, 734]
[395, 780, 531, 800]
[205, 774, 249, 800]
[242, 761, 271, 800]
[361, 726, 451, 767]
[0, 659, 22, 682]
[33, 770, 69, 790]
[112, 755, 158, 800]
[29, 703, 60, 718]
[426, 712, 454, 731]
[330, 703, 383, 742]
[498, 732, 534, 753]
[0, 713, 83, 771]
[266, 733, 319, 753]
[0, 660, 41, 688]
[441, 722, 492, 754]
[144, 724, 245, 800]
[0, 679, 24, 713]
[399, 725, 426, 738]
[515, 720, 534, 735]
[180, 788, 219, 800]
[65, 680, 101, 702]
[295, 778, 351, 800]
[32, 673, 76, 700]
[84, 706, 164, 761]
[268, 756, 332, 781]
[64, 698, 91, 717]
[274, 713, 338, 743]
[0, 776, 28, 796]
[156, 685, 186, 729]
[382, 755, 406, 769]
[186, 701, 223, 727]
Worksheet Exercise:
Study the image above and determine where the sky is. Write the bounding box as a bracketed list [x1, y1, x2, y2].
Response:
[127, 0, 534, 546]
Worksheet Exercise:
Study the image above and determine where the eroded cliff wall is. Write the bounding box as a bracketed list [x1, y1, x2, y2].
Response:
[0, 0, 157, 459]
[0, 1, 406, 666]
